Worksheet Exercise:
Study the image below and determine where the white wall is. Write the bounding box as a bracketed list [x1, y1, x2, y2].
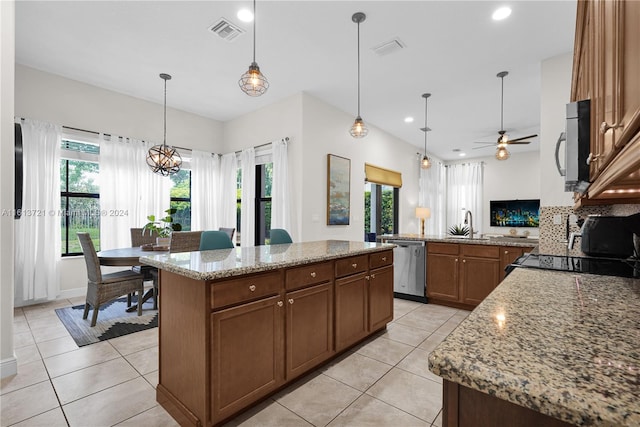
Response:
[1, 0, 17, 378]
[540, 53, 574, 206]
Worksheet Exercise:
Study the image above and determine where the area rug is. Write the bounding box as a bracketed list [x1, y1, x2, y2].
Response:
[55, 296, 158, 347]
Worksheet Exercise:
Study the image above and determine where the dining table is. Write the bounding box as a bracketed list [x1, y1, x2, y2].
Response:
[97, 246, 169, 312]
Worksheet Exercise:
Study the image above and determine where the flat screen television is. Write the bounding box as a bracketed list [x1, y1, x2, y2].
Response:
[490, 199, 540, 228]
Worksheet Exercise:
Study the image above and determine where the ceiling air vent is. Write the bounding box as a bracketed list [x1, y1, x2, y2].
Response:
[371, 38, 406, 56]
[208, 18, 245, 42]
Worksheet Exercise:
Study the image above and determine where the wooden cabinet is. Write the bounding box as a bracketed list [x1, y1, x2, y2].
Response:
[500, 246, 535, 278]
[335, 272, 369, 351]
[571, 0, 640, 205]
[368, 265, 394, 331]
[427, 243, 460, 303]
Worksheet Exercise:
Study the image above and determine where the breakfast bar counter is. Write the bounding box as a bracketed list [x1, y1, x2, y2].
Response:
[141, 240, 395, 426]
[428, 267, 640, 426]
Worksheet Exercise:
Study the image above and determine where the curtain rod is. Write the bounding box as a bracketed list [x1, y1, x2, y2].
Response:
[233, 137, 290, 155]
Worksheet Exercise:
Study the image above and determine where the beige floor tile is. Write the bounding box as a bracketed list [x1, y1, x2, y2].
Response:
[14, 331, 35, 349]
[26, 311, 64, 330]
[52, 357, 140, 404]
[44, 341, 120, 378]
[435, 318, 462, 336]
[327, 394, 429, 427]
[0, 380, 60, 426]
[418, 332, 448, 353]
[13, 316, 30, 334]
[0, 359, 49, 395]
[22, 300, 72, 321]
[37, 335, 79, 358]
[223, 399, 312, 427]
[392, 299, 423, 318]
[356, 337, 413, 366]
[393, 313, 444, 333]
[68, 296, 86, 306]
[14, 307, 25, 317]
[143, 370, 159, 388]
[275, 374, 361, 426]
[10, 407, 68, 427]
[30, 324, 70, 343]
[14, 344, 42, 366]
[63, 377, 156, 426]
[109, 327, 158, 356]
[124, 345, 158, 375]
[381, 322, 433, 347]
[115, 404, 180, 426]
[396, 348, 442, 383]
[322, 352, 392, 392]
[366, 368, 442, 423]
[431, 409, 442, 427]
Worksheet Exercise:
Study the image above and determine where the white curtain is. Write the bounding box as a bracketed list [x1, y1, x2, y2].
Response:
[14, 119, 61, 303]
[445, 162, 484, 235]
[271, 139, 291, 235]
[419, 161, 446, 235]
[240, 148, 256, 247]
[218, 153, 238, 231]
[191, 150, 220, 231]
[99, 135, 170, 249]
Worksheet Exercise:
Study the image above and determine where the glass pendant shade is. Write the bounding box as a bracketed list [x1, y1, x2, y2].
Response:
[239, 62, 269, 96]
[350, 116, 369, 138]
[421, 155, 432, 169]
[147, 73, 182, 176]
[495, 145, 510, 160]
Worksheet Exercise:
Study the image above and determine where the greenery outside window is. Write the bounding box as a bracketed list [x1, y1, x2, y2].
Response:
[364, 182, 398, 237]
[236, 163, 273, 246]
[170, 169, 191, 231]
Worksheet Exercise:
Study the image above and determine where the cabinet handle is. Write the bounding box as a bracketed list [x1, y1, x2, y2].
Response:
[586, 152, 600, 165]
[277, 301, 283, 307]
[382, 257, 387, 262]
[249, 284, 256, 292]
[352, 263, 358, 269]
[455, 258, 458, 262]
[288, 298, 294, 304]
[462, 259, 466, 263]
[600, 121, 623, 134]
[310, 272, 316, 278]
[371, 273, 376, 279]
[365, 275, 370, 281]
[504, 250, 509, 255]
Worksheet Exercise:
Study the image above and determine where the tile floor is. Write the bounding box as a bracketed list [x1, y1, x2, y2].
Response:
[2, 297, 469, 427]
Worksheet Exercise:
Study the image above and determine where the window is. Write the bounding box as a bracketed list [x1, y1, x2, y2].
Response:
[170, 169, 191, 231]
[364, 182, 398, 237]
[236, 163, 273, 246]
[60, 140, 100, 256]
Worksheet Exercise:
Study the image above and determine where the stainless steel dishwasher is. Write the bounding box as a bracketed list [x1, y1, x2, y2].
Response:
[387, 240, 426, 302]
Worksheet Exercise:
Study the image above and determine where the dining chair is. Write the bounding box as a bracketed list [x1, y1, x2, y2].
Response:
[219, 227, 236, 241]
[130, 227, 158, 247]
[130, 227, 159, 310]
[270, 228, 293, 245]
[77, 232, 144, 327]
[169, 231, 203, 253]
[200, 230, 235, 250]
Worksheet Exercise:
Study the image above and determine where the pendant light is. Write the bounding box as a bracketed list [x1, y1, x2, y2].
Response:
[349, 12, 368, 138]
[420, 93, 432, 169]
[239, 0, 269, 96]
[146, 73, 182, 176]
[495, 71, 510, 160]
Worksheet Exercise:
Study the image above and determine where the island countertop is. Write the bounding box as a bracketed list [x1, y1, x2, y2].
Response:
[378, 233, 539, 248]
[140, 240, 394, 281]
[428, 267, 640, 426]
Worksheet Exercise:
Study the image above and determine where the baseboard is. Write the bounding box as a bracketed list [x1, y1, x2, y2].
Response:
[1, 355, 17, 379]
[57, 287, 87, 300]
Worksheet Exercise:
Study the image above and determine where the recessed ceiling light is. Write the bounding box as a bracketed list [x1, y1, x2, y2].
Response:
[404, 117, 414, 123]
[492, 6, 512, 21]
[459, 152, 467, 157]
[237, 8, 254, 22]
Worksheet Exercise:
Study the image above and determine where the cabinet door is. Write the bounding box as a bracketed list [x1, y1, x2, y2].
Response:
[286, 282, 334, 380]
[500, 247, 525, 278]
[211, 295, 284, 422]
[335, 273, 368, 352]
[427, 253, 459, 302]
[369, 265, 394, 332]
[460, 257, 501, 307]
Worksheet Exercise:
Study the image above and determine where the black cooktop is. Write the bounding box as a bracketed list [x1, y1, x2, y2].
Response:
[511, 253, 640, 279]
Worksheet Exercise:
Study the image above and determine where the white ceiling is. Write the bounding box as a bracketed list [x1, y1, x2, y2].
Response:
[15, 0, 577, 161]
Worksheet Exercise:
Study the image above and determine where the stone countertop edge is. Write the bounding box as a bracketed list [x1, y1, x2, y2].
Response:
[139, 240, 395, 281]
[379, 234, 539, 248]
[427, 267, 640, 426]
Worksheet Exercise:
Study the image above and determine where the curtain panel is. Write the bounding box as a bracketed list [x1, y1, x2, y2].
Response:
[419, 161, 446, 235]
[240, 148, 256, 247]
[191, 150, 220, 231]
[445, 162, 484, 235]
[218, 153, 238, 232]
[271, 140, 291, 235]
[14, 119, 61, 303]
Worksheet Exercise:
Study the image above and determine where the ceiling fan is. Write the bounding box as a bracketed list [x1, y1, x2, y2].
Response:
[473, 71, 538, 160]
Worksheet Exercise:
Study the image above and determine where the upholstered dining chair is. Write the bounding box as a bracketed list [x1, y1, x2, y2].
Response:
[218, 227, 236, 241]
[169, 231, 203, 253]
[77, 232, 144, 327]
[130, 227, 159, 309]
[200, 230, 235, 250]
[270, 229, 293, 245]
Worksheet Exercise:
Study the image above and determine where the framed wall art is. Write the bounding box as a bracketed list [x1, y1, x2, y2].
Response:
[327, 154, 351, 225]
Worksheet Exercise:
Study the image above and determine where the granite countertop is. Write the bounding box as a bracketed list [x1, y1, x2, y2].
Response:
[379, 233, 539, 248]
[140, 240, 394, 281]
[428, 267, 640, 426]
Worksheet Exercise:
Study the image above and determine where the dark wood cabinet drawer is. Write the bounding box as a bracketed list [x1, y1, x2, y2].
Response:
[428, 242, 459, 255]
[211, 271, 282, 309]
[285, 262, 333, 291]
[369, 250, 393, 269]
[335, 255, 368, 278]
[461, 244, 500, 259]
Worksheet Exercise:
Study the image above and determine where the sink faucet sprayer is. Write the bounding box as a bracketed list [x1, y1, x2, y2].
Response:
[464, 210, 474, 238]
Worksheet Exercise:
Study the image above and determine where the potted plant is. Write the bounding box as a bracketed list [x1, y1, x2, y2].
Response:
[448, 224, 469, 237]
[143, 208, 182, 246]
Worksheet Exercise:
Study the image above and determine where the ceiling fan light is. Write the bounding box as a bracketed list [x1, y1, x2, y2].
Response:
[350, 116, 369, 138]
[499, 133, 509, 144]
[239, 62, 269, 96]
[495, 145, 510, 160]
[421, 155, 432, 169]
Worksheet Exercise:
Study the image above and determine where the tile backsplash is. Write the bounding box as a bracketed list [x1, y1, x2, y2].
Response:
[539, 204, 640, 256]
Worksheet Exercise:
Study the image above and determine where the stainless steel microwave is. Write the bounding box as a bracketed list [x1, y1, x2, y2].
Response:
[555, 99, 590, 193]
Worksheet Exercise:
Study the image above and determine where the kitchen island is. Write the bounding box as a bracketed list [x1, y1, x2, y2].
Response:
[141, 240, 395, 426]
[428, 267, 640, 426]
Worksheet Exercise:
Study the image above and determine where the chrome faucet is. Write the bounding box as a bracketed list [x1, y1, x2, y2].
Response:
[464, 210, 474, 238]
